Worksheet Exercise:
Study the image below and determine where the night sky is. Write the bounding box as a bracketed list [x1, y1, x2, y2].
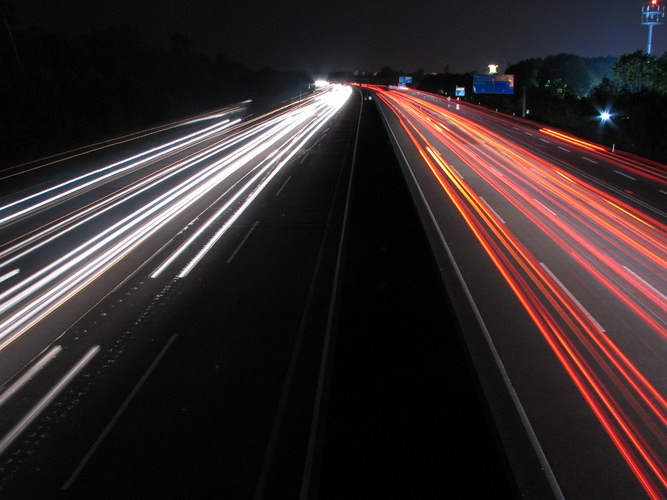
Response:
[16, 0, 667, 74]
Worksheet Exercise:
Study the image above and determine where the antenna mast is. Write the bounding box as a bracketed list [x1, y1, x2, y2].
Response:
[641, 0, 665, 54]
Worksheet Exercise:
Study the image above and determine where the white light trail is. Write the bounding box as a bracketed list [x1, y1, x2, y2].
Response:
[0, 86, 352, 350]
[0, 269, 19, 284]
[161, 86, 351, 278]
[0, 118, 237, 225]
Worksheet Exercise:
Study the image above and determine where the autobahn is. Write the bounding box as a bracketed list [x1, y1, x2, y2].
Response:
[372, 86, 666, 500]
[0, 87, 351, 371]
[0, 85, 358, 497]
[0, 81, 664, 499]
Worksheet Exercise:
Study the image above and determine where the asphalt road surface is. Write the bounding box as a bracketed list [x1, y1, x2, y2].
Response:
[372, 86, 666, 500]
[2, 83, 663, 499]
[0, 87, 367, 497]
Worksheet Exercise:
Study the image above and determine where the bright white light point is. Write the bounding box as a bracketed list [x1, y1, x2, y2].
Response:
[488, 64, 499, 74]
[600, 112, 611, 121]
[314, 80, 329, 87]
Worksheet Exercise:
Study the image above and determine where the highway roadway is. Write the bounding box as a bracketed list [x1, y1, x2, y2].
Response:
[0, 85, 358, 497]
[1, 81, 664, 498]
[372, 86, 666, 500]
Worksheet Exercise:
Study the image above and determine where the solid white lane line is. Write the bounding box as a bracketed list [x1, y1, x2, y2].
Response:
[255, 90, 357, 500]
[375, 101, 564, 499]
[299, 93, 362, 500]
[62, 334, 178, 490]
[275, 176, 292, 196]
[0, 345, 62, 408]
[227, 221, 260, 264]
[614, 170, 636, 181]
[0, 345, 99, 457]
[540, 263, 606, 332]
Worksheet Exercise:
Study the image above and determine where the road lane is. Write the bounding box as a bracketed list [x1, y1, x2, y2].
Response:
[410, 91, 667, 215]
[0, 86, 356, 496]
[373, 87, 666, 500]
[0, 87, 351, 376]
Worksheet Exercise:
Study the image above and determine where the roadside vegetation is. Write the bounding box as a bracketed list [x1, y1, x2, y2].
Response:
[2, 0, 665, 167]
[0, 10, 310, 168]
[360, 53, 667, 164]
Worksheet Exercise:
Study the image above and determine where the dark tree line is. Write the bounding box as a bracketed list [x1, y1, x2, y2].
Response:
[358, 53, 667, 164]
[587, 52, 667, 160]
[0, 22, 311, 168]
[504, 52, 667, 163]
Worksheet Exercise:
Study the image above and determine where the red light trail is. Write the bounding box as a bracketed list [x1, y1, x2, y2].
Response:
[539, 127, 607, 152]
[375, 88, 667, 499]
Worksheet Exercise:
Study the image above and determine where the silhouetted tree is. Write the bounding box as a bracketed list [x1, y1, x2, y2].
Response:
[599, 51, 667, 94]
[538, 54, 595, 96]
[0, 24, 311, 169]
[505, 58, 542, 89]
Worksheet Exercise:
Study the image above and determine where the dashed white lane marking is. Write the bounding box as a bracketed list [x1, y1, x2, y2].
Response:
[581, 157, 599, 164]
[541, 263, 606, 332]
[479, 196, 506, 224]
[275, 175, 292, 196]
[614, 170, 636, 181]
[623, 266, 666, 302]
[63, 335, 177, 490]
[227, 220, 260, 264]
[534, 198, 558, 217]
[449, 165, 465, 179]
